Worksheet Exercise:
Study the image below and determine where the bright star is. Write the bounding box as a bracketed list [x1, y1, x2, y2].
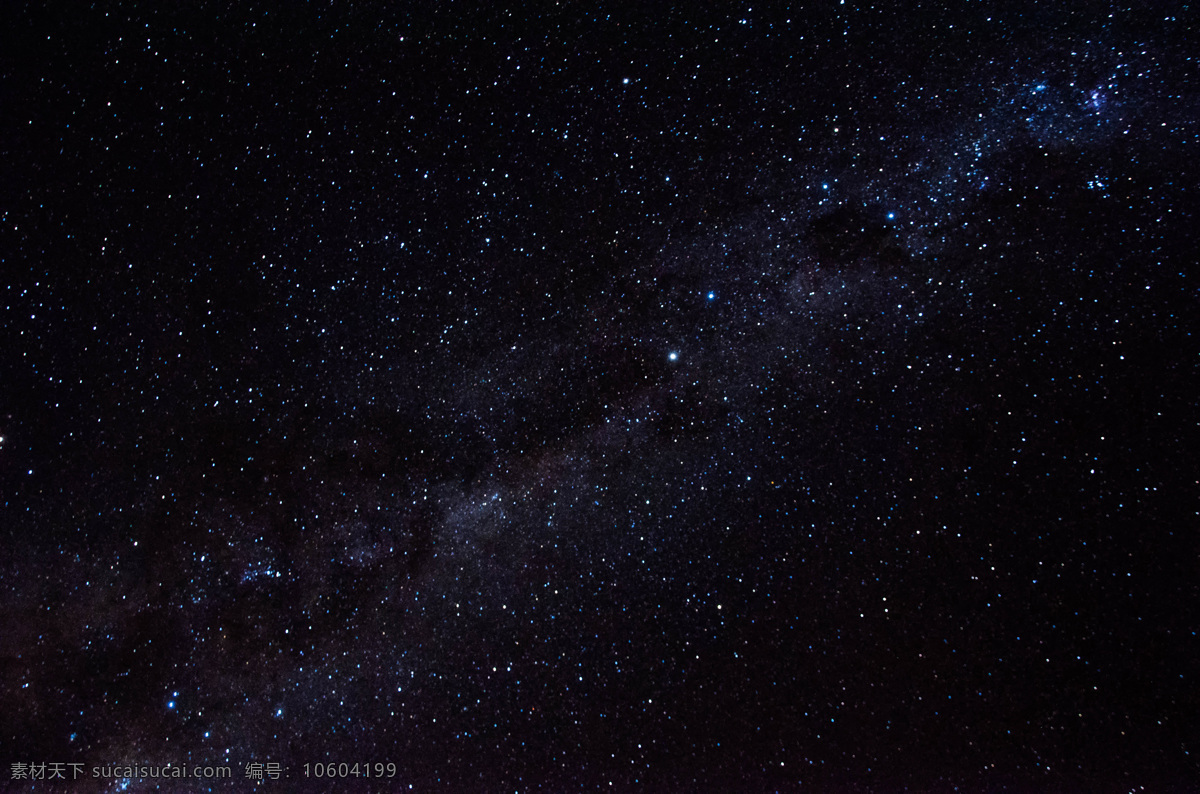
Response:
[668, 352, 678, 361]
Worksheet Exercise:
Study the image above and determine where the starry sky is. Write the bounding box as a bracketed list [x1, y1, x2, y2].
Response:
[2, 2, 1198, 791]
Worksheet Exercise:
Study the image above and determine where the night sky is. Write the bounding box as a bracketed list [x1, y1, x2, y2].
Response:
[2, 2, 1198, 791]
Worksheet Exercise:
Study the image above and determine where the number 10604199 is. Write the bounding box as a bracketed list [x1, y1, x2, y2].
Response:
[304, 762, 396, 778]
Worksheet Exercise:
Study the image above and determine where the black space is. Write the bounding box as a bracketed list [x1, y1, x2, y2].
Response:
[2, 2, 1198, 792]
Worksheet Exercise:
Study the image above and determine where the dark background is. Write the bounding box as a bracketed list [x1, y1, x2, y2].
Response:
[1, 2, 1197, 791]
